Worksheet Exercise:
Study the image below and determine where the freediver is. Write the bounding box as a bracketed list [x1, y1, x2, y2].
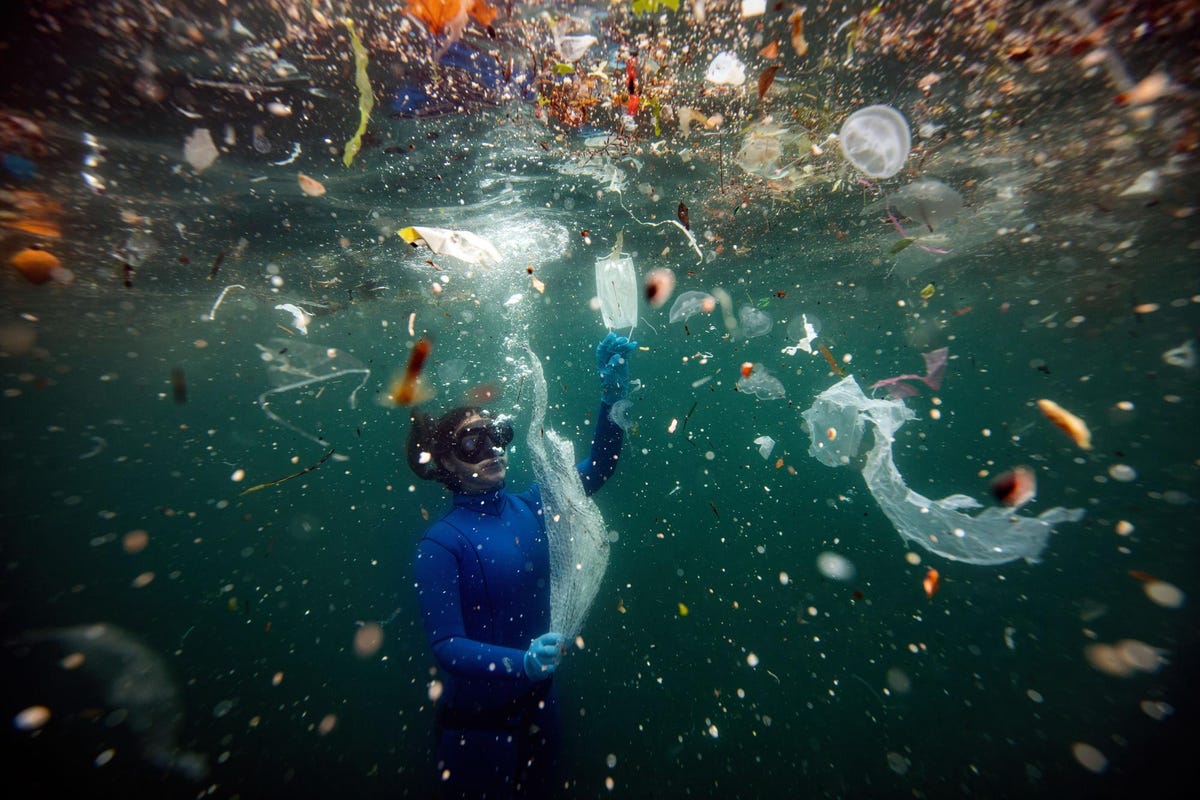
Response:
[407, 332, 636, 799]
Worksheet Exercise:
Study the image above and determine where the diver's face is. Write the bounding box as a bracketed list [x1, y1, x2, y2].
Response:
[444, 414, 509, 493]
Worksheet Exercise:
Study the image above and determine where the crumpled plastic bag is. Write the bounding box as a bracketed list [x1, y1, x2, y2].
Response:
[802, 375, 1084, 565]
[399, 226, 502, 267]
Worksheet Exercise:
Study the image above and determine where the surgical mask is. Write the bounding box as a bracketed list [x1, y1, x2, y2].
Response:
[451, 418, 514, 463]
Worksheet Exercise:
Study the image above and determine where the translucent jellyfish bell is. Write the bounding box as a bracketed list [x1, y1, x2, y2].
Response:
[891, 179, 963, 233]
[738, 306, 773, 338]
[737, 366, 786, 400]
[839, 105, 911, 179]
[736, 131, 783, 177]
[668, 290, 716, 324]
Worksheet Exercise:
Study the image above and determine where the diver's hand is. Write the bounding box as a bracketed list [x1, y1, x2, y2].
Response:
[523, 632, 566, 681]
[597, 332, 638, 404]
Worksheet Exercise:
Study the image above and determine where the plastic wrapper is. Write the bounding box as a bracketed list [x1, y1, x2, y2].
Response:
[399, 226, 502, 266]
[802, 376, 1084, 565]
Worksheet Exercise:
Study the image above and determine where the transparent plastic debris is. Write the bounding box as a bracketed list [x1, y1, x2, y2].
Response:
[556, 34, 597, 62]
[525, 345, 611, 640]
[705, 51, 746, 86]
[890, 180, 962, 233]
[1162, 339, 1196, 368]
[737, 365, 786, 400]
[399, 226, 502, 266]
[668, 290, 716, 324]
[802, 376, 1084, 565]
[754, 435, 776, 459]
[255, 338, 370, 450]
[609, 398, 635, 432]
[838, 105, 911, 179]
[275, 303, 313, 334]
[595, 232, 638, 330]
[782, 313, 818, 355]
[738, 305, 773, 338]
[12, 623, 208, 780]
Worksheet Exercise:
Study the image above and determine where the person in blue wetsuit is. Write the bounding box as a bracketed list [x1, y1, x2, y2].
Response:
[407, 332, 637, 799]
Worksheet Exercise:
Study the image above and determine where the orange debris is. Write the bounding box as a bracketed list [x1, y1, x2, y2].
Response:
[923, 568, 940, 599]
[9, 248, 60, 284]
[406, 0, 495, 36]
[1036, 399, 1093, 451]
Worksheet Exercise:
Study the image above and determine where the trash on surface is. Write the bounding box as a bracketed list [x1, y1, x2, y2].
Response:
[556, 34, 597, 62]
[802, 376, 1084, 565]
[838, 105, 910, 179]
[870, 347, 949, 398]
[669, 290, 717, 324]
[399, 226, 502, 266]
[595, 232, 638, 329]
[705, 52, 746, 86]
[341, 18, 374, 168]
[788, 7, 809, 57]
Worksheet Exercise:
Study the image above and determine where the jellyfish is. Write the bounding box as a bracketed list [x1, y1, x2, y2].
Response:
[839, 105, 910, 179]
[738, 306, 773, 338]
[668, 290, 717, 324]
[737, 366, 786, 400]
[890, 179, 963, 233]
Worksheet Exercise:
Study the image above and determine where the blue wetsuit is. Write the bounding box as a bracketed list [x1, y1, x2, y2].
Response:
[414, 404, 624, 799]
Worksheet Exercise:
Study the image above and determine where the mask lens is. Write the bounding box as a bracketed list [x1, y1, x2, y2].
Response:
[453, 421, 509, 463]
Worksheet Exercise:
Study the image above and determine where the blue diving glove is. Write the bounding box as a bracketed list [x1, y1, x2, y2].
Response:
[523, 632, 566, 681]
[597, 332, 638, 404]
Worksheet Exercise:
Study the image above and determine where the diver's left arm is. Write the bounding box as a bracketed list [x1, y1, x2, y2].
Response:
[578, 332, 637, 495]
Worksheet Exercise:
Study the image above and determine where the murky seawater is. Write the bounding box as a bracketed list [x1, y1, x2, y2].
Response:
[2, 1, 1196, 797]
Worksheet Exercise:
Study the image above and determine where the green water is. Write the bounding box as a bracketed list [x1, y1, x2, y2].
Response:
[2, 1, 1197, 797]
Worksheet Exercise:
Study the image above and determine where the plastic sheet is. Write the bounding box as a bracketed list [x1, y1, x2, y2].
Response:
[399, 226, 502, 266]
[803, 376, 1084, 565]
[595, 233, 638, 330]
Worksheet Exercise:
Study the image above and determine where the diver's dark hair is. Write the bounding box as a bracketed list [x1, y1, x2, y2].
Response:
[406, 406, 487, 489]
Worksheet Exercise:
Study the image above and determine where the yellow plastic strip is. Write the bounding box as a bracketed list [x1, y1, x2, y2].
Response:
[342, 18, 375, 168]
